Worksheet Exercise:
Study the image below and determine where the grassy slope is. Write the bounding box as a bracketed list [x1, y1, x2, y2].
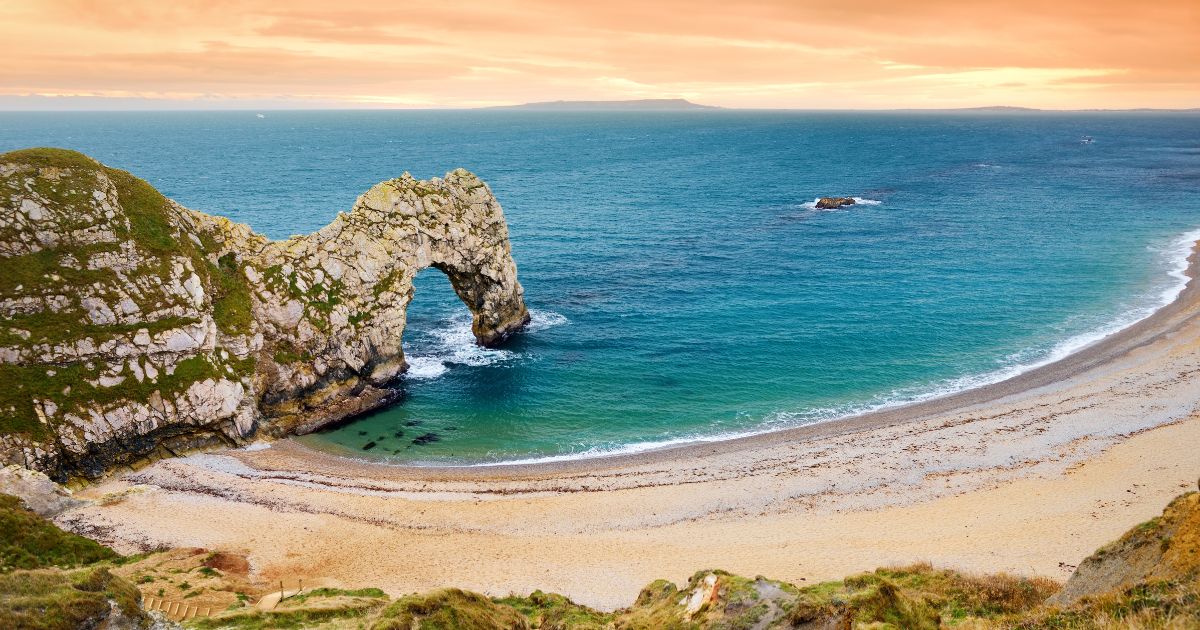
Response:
[0, 492, 147, 629]
[0, 494, 117, 572]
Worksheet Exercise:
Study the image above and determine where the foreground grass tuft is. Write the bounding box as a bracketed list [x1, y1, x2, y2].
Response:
[0, 566, 145, 630]
[371, 588, 529, 630]
[0, 494, 118, 572]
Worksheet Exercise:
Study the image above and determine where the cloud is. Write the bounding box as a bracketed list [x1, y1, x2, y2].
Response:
[0, 0, 1196, 109]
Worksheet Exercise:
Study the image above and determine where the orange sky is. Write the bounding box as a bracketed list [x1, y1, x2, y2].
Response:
[0, 0, 1196, 109]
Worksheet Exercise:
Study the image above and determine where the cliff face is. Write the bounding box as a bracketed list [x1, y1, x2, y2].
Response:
[0, 148, 528, 481]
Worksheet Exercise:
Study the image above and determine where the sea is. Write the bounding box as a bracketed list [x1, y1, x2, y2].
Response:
[2, 110, 1198, 465]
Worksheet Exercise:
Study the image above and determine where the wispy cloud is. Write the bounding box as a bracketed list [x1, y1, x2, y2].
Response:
[0, 0, 1195, 109]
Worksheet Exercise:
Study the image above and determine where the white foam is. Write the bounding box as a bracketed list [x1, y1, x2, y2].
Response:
[405, 356, 449, 380]
[464, 430, 770, 467]
[457, 227, 1200, 468]
[403, 309, 567, 380]
[527, 310, 569, 332]
[801, 197, 882, 210]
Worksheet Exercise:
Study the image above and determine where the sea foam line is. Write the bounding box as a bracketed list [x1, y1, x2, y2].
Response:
[459, 227, 1200, 468]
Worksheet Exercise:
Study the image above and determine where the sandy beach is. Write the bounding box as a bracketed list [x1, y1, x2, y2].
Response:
[59, 242, 1200, 611]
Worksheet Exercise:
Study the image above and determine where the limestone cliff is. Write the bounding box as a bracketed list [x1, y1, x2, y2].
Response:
[0, 148, 528, 480]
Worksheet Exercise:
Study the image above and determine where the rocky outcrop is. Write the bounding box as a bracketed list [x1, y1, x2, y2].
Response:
[1050, 491, 1200, 605]
[0, 148, 529, 480]
[0, 464, 84, 517]
[815, 196, 856, 209]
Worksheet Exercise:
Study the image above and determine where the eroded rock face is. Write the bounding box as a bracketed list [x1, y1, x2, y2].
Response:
[0, 148, 528, 480]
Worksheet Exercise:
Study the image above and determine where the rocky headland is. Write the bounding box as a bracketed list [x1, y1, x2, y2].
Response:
[0, 148, 529, 481]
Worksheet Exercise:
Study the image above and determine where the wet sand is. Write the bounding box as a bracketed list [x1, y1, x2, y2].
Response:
[60, 242, 1200, 610]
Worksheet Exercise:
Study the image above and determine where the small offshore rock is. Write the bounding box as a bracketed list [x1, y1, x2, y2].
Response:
[815, 196, 856, 209]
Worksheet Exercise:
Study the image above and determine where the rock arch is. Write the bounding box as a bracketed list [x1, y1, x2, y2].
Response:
[0, 149, 529, 478]
[251, 168, 531, 432]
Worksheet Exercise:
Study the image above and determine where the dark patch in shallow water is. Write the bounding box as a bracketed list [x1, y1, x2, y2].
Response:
[361, 441, 377, 451]
[411, 433, 441, 445]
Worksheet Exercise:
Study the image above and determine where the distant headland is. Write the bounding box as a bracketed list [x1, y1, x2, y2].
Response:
[482, 98, 719, 111]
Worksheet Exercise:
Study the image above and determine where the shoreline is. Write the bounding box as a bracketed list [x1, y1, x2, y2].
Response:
[58, 236, 1200, 610]
[278, 231, 1200, 480]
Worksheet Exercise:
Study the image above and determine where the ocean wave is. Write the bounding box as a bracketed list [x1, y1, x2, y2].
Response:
[403, 309, 567, 380]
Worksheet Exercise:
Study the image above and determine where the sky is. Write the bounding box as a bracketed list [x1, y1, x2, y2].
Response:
[0, 0, 1196, 110]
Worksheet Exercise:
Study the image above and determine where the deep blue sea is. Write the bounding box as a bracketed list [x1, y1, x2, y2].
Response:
[3, 110, 1198, 465]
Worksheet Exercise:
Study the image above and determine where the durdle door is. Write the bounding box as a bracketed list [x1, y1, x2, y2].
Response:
[0, 148, 529, 481]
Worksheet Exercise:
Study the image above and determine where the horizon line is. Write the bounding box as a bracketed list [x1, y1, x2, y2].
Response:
[1, 105, 1198, 113]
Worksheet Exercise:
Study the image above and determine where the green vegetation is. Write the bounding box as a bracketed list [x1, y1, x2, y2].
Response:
[258, 262, 345, 331]
[192, 590, 389, 630]
[272, 341, 312, 365]
[0, 148, 264, 449]
[105, 166, 179, 255]
[0, 244, 119, 297]
[0, 494, 118, 572]
[0, 148, 101, 171]
[0, 566, 145, 630]
[289, 587, 388, 604]
[784, 563, 1058, 628]
[372, 269, 403, 298]
[0, 311, 199, 348]
[0, 352, 225, 439]
[1017, 579, 1199, 628]
[0, 492, 144, 629]
[212, 252, 254, 335]
[371, 589, 528, 630]
[496, 590, 610, 629]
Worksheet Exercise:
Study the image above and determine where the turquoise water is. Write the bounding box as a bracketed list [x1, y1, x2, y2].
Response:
[3, 111, 1199, 464]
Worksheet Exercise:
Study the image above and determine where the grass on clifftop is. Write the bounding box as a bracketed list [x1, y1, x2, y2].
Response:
[0, 148, 101, 171]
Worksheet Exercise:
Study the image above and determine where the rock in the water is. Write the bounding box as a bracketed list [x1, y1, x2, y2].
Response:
[0, 148, 530, 480]
[815, 196, 856, 209]
[412, 432, 441, 445]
